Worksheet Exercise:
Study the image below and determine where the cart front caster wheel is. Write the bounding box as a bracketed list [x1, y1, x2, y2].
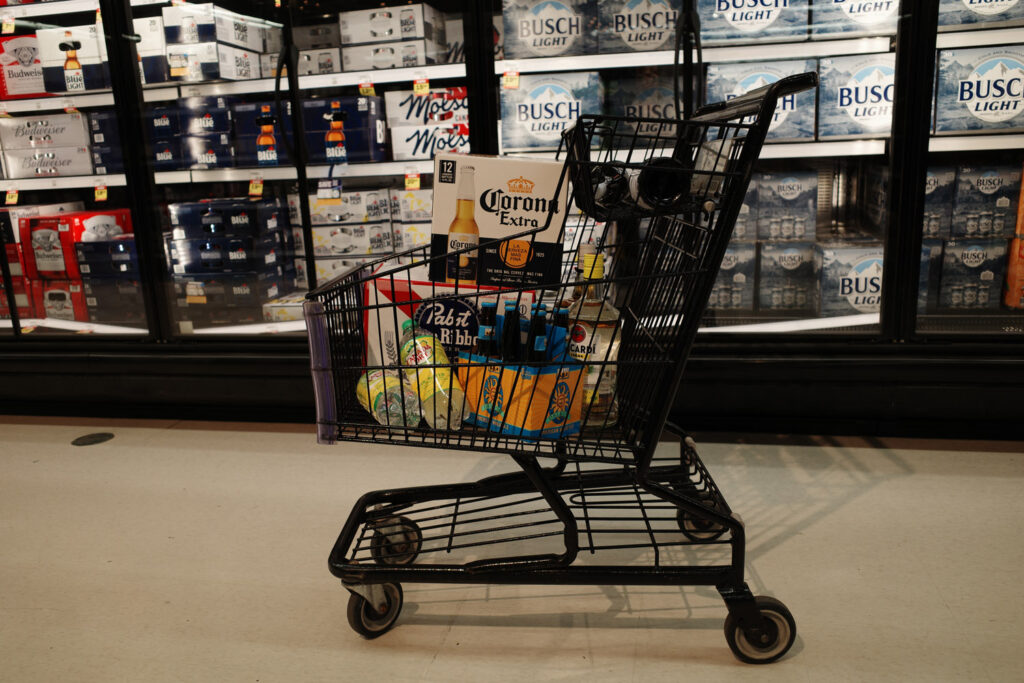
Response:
[677, 507, 727, 542]
[371, 517, 422, 566]
[724, 596, 796, 664]
[347, 583, 403, 639]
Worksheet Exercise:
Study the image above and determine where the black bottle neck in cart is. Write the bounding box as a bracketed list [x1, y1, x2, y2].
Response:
[560, 242, 596, 309]
[500, 301, 521, 363]
[476, 301, 497, 358]
[526, 303, 548, 363]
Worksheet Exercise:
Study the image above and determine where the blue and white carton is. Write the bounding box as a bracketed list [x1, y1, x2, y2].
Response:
[817, 243, 884, 317]
[939, 238, 1009, 309]
[918, 238, 943, 314]
[734, 175, 759, 241]
[810, 0, 898, 38]
[598, 0, 680, 54]
[922, 166, 956, 239]
[951, 165, 1021, 238]
[705, 59, 817, 140]
[502, 0, 598, 59]
[698, 0, 809, 44]
[819, 52, 895, 138]
[134, 17, 169, 85]
[758, 241, 819, 312]
[757, 171, 817, 241]
[935, 46, 1024, 133]
[37, 25, 109, 93]
[938, 0, 1024, 28]
[605, 67, 680, 136]
[709, 241, 756, 310]
[500, 71, 603, 150]
[863, 164, 889, 233]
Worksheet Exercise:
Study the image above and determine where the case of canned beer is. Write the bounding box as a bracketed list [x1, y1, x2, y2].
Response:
[301, 97, 387, 164]
[36, 24, 109, 93]
[384, 87, 469, 128]
[31, 279, 89, 322]
[341, 39, 443, 71]
[292, 22, 341, 50]
[934, 46, 1024, 134]
[19, 209, 132, 280]
[3, 146, 93, 179]
[951, 165, 1021, 238]
[503, 0, 597, 59]
[604, 67, 679, 135]
[756, 171, 817, 241]
[500, 71, 603, 150]
[937, 0, 1024, 28]
[0, 112, 89, 150]
[697, 0, 808, 44]
[0, 35, 47, 100]
[390, 123, 470, 160]
[705, 59, 817, 140]
[134, 16, 169, 85]
[165, 42, 261, 82]
[0, 201, 83, 244]
[162, 3, 271, 52]
[939, 238, 1009, 310]
[181, 134, 235, 169]
[289, 190, 392, 227]
[444, 12, 504, 63]
[390, 188, 434, 223]
[817, 243, 885, 317]
[818, 53, 895, 138]
[75, 237, 139, 278]
[922, 166, 956, 239]
[810, 0, 898, 38]
[709, 241, 756, 311]
[597, 0, 680, 54]
[339, 3, 446, 45]
[308, 224, 394, 257]
[81, 278, 145, 324]
[758, 241, 819, 313]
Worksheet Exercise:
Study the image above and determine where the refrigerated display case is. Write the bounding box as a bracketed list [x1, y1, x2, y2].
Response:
[0, 0, 1021, 437]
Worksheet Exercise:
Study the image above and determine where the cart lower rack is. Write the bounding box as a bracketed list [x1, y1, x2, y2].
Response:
[305, 73, 818, 664]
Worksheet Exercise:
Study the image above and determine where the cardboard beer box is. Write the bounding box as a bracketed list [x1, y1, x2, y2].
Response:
[0, 112, 88, 149]
[182, 134, 235, 169]
[172, 271, 284, 309]
[500, 71, 603, 151]
[444, 12, 504, 62]
[259, 52, 286, 78]
[938, 0, 1024, 28]
[3, 242, 24, 277]
[166, 42, 260, 82]
[951, 165, 1021, 238]
[91, 146, 124, 175]
[0, 276, 33, 320]
[288, 190, 392, 227]
[341, 39, 443, 71]
[810, 0, 898, 38]
[0, 201, 83, 243]
[3, 145, 93, 179]
[31, 279, 88, 322]
[150, 139, 185, 170]
[180, 96, 234, 134]
[20, 209, 132, 280]
[429, 152, 569, 288]
[297, 48, 340, 75]
[0, 35, 48, 99]
[384, 86, 469, 127]
[733, 173, 759, 241]
[162, 3, 269, 52]
[598, 0, 680, 54]
[165, 234, 281, 275]
[134, 16, 169, 85]
[756, 171, 817, 241]
[604, 67, 679, 137]
[81, 278, 146, 324]
[705, 59, 817, 140]
[390, 122, 470, 160]
[503, 0, 597, 59]
[168, 198, 285, 240]
[758, 241, 819, 312]
[390, 188, 434, 223]
[1005, 234, 1024, 309]
[939, 238, 1009, 309]
[262, 291, 307, 322]
[37, 24, 109, 93]
[75, 236, 139, 278]
[922, 166, 956, 239]
[292, 22, 341, 50]
[85, 110, 118, 146]
[301, 96, 387, 164]
[310, 223, 393, 257]
[935, 46, 1024, 134]
[338, 3, 446, 45]
[394, 222, 433, 253]
[817, 243, 884, 317]
[818, 53, 895, 138]
[862, 164, 889, 233]
[697, 0, 808, 44]
[918, 238, 944, 314]
[145, 105, 182, 139]
[708, 241, 756, 311]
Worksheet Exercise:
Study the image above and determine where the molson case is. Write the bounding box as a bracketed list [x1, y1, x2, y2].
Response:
[37, 24, 109, 93]
[758, 241, 819, 312]
[598, 0, 680, 54]
[810, 0, 898, 38]
[817, 243, 884, 317]
[698, 0, 808, 44]
[935, 46, 1024, 133]
[818, 52, 895, 138]
[938, 0, 1024, 28]
[390, 122, 470, 160]
[708, 241, 755, 311]
[951, 165, 1021, 238]
[384, 87, 468, 127]
[429, 152, 569, 287]
[756, 171, 817, 241]
[500, 71, 602, 150]
[502, 0, 598, 59]
[939, 238, 1009, 309]
[705, 58, 817, 140]
[922, 166, 956, 239]
[0, 35, 47, 99]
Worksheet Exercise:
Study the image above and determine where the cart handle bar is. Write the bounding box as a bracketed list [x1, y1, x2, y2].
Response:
[691, 72, 818, 123]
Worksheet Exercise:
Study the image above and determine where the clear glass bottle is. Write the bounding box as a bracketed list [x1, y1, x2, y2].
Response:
[567, 253, 620, 427]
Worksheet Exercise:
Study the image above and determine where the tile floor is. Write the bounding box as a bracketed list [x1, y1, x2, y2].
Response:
[1, 416, 1022, 682]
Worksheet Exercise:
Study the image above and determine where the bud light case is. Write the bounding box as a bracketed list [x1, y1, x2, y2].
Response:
[145, 106, 182, 140]
[758, 241, 819, 312]
[819, 52, 895, 138]
[939, 238, 1009, 309]
[705, 59, 817, 140]
[817, 243, 884, 317]
[756, 171, 817, 241]
[598, 0, 680, 54]
[951, 165, 1021, 238]
[134, 16, 168, 85]
[935, 47, 1024, 133]
[810, 0, 898, 38]
[698, 0, 809, 44]
[709, 241, 756, 310]
[36, 24, 109, 94]
[500, 71, 603, 151]
[937, 0, 1024, 28]
[0, 35, 47, 99]
[921, 166, 956, 239]
[503, 0, 598, 59]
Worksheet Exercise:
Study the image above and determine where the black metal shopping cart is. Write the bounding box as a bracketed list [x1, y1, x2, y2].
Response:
[303, 72, 818, 664]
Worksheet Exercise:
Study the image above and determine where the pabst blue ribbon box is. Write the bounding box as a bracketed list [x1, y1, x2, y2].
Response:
[598, 0, 680, 54]
[500, 71, 603, 150]
[939, 238, 1009, 310]
[705, 58, 817, 140]
[810, 0, 898, 38]
[20, 209, 133, 280]
[756, 171, 817, 242]
[502, 0, 597, 59]
[0, 34, 48, 100]
[817, 242, 885, 317]
[935, 46, 1024, 134]
[301, 97, 386, 164]
[818, 52, 895, 138]
[951, 165, 1021, 238]
[938, 0, 1024, 28]
[758, 241, 819, 312]
[697, 0, 808, 44]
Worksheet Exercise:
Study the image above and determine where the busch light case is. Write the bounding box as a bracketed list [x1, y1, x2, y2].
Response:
[733, 173, 759, 241]
[698, 0, 809, 44]
[503, 0, 598, 59]
[705, 59, 816, 140]
[951, 165, 1021, 238]
[810, 0, 898, 38]
[922, 166, 956, 239]
[598, 0, 680, 54]
[605, 67, 679, 136]
[709, 241, 756, 310]
[819, 53, 895, 138]
[757, 171, 817, 241]
[862, 164, 889, 232]
[817, 243, 884, 317]
[384, 87, 469, 127]
[500, 71, 603, 150]
[758, 241, 819, 312]
[918, 238, 943, 314]
[935, 47, 1024, 133]
[939, 238, 1009, 309]
[938, 0, 1024, 28]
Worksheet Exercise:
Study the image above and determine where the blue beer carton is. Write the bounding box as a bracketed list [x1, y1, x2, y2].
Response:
[180, 96, 235, 135]
[939, 238, 1009, 309]
[935, 46, 1024, 133]
[757, 171, 817, 241]
[922, 166, 956, 239]
[172, 271, 286, 310]
[918, 238, 943, 314]
[75, 237, 139, 278]
[82, 278, 145, 324]
[151, 139, 185, 171]
[301, 96, 386, 164]
[182, 134, 235, 169]
[810, 0, 898, 38]
[598, 0, 681, 54]
[862, 164, 888, 233]
[91, 146, 124, 175]
[705, 59, 817, 140]
[168, 197, 287, 240]
[938, 0, 1024, 28]
[698, 0, 808, 44]
[819, 52, 895, 138]
[502, 0, 598, 60]
[231, 100, 294, 137]
[232, 101, 293, 167]
[500, 71, 603, 150]
[951, 165, 1021, 238]
[758, 241, 819, 312]
[709, 241, 756, 310]
[86, 110, 119, 146]
[605, 67, 680, 137]
[145, 106, 182, 140]
[165, 233, 282, 275]
[817, 242, 884, 317]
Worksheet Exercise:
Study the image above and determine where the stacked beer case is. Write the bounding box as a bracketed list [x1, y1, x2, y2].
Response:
[162, 3, 277, 83]
[338, 3, 447, 71]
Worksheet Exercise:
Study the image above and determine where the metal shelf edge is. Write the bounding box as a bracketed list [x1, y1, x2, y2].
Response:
[0, 174, 126, 191]
[929, 134, 1024, 152]
[298, 63, 466, 90]
[5, 0, 98, 17]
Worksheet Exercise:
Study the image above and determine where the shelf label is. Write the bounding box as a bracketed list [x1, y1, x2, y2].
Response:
[413, 78, 429, 97]
[5, 188, 17, 205]
[316, 178, 342, 201]
[502, 71, 520, 90]
[405, 172, 421, 190]
[248, 176, 264, 197]
[94, 185, 107, 202]
[62, 99, 79, 114]
[183, 86, 201, 97]
[1, 15, 14, 35]
[0, 109, 10, 119]
[358, 80, 375, 96]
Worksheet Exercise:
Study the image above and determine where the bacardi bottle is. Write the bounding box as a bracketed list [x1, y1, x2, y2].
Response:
[567, 252, 619, 427]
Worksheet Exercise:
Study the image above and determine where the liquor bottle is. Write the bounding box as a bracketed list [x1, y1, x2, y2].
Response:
[500, 301, 521, 363]
[567, 252, 620, 427]
[526, 303, 548, 363]
[476, 301, 498, 357]
[324, 101, 348, 164]
[255, 105, 279, 166]
[59, 31, 85, 92]
[445, 165, 479, 286]
[559, 242, 595, 308]
[399, 319, 468, 430]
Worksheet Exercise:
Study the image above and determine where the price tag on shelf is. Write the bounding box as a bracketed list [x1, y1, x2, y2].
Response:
[413, 78, 429, 97]
[248, 176, 264, 198]
[316, 178, 342, 201]
[5, 188, 18, 205]
[95, 8, 101, 24]
[502, 71, 520, 90]
[0, 109, 10, 119]
[183, 86, 201, 97]
[358, 80, 376, 96]
[62, 99, 79, 114]
[405, 172, 421, 191]
[1, 15, 14, 35]
[94, 185, 107, 202]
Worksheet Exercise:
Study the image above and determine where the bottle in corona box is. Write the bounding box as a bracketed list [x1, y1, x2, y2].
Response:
[59, 31, 85, 92]
[324, 101, 348, 163]
[446, 165, 479, 285]
[567, 252, 620, 427]
[256, 105, 278, 166]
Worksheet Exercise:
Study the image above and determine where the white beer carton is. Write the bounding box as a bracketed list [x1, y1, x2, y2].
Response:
[297, 48, 340, 75]
[951, 165, 1021, 238]
[0, 113, 89, 150]
[0, 35, 46, 99]
[817, 243, 884, 317]
[384, 87, 469, 127]
[705, 59, 817, 140]
[598, 0, 680, 54]
[162, 4, 269, 52]
[339, 3, 446, 45]
[288, 190, 392, 227]
[134, 17, 169, 85]
[166, 42, 260, 81]
[818, 52, 895, 138]
[758, 241, 819, 312]
[756, 171, 817, 241]
[429, 152, 569, 287]
[811, 0, 898, 38]
[938, 0, 1024, 28]
[310, 223, 393, 257]
[262, 292, 306, 322]
[698, 0, 808, 44]
[37, 24, 109, 93]
[935, 46, 1024, 134]
[292, 23, 341, 50]
[502, 0, 598, 59]
[390, 123, 470, 160]
[340, 39, 443, 71]
[3, 146, 93, 179]
[500, 71, 603, 150]
[390, 189, 434, 223]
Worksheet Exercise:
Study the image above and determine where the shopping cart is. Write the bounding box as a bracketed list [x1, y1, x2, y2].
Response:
[304, 72, 818, 664]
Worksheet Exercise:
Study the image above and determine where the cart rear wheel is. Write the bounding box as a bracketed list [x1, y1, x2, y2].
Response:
[724, 596, 796, 664]
[371, 517, 422, 566]
[677, 507, 728, 542]
[347, 584, 403, 639]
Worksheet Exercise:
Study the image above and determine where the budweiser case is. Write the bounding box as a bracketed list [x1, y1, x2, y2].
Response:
[935, 46, 1024, 133]
[20, 209, 132, 280]
[3, 146, 92, 179]
[0, 35, 47, 99]
[0, 113, 88, 149]
[0, 201, 83, 243]
[32, 279, 88, 322]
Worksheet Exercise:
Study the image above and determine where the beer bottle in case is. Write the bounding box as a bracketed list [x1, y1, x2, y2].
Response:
[324, 102, 348, 164]
[476, 301, 498, 357]
[559, 242, 595, 308]
[255, 105, 279, 166]
[526, 303, 548, 363]
[59, 31, 85, 92]
[500, 301, 521, 363]
[446, 165, 479, 286]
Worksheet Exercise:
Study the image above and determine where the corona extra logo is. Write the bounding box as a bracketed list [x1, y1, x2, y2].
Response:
[507, 176, 535, 193]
